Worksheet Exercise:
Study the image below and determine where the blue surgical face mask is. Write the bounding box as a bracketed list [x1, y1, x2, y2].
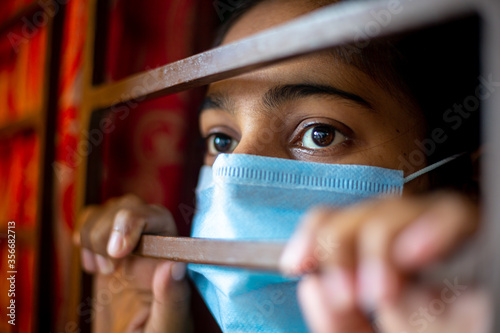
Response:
[188, 153, 461, 333]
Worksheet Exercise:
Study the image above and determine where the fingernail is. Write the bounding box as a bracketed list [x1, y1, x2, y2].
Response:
[81, 248, 96, 272]
[279, 234, 309, 275]
[96, 254, 114, 275]
[357, 260, 390, 312]
[322, 268, 354, 310]
[170, 262, 187, 281]
[107, 231, 124, 257]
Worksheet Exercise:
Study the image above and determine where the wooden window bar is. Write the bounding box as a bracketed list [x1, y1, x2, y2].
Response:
[0, 7, 67, 333]
[0, 0, 50, 36]
[0, 1, 65, 331]
[75, 0, 500, 330]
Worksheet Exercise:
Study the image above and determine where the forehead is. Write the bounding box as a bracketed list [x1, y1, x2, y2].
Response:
[222, 0, 331, 44]
[211, 0, 418, 115]
[206, 51, 379, 107]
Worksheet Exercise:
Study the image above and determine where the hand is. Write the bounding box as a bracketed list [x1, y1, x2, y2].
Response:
[279, 192, 485, 333]
[74, 194, 191, 333]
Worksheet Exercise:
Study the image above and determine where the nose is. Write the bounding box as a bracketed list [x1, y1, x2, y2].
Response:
[232, 127, 290, 159]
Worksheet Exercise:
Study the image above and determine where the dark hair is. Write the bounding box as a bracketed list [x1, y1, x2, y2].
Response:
[213, 0, 481, 194]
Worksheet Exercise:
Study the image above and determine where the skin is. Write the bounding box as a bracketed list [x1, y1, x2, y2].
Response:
[201, 53, 426, 175]
[75, 1, 485, 332]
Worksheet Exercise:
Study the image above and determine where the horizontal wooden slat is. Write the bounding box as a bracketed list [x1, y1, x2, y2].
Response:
[0, 229, 37, 245]
[135, 235, 285, 271]
[0, 115, 39, 138]
[0, 0, 41, 36]
[87, 0, 475, 112]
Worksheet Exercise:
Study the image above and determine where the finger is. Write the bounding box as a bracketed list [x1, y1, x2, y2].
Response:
[446, 289, 492, 333]
[81, 248, 97, 273]
[142, 204, 178, 236]
[392, 192, 479, 270]
[370, 286, 434, 333]
[107, 206, 177, 259]
[119, 255, 158, 290]
[376, 286, 491, 333]
[79, 206, 115, 253]
[95, 254, 115, 275]
[298, 273, 374, 333]
[145, 261, 191, 333]
[126, 308, 150, 333]
[79, 195, 143, 253]
[280, 201, 379, 276]
[75, 205, 100, 247]
[107, 209, 145, 258]
[280, 207, 334, 275]
[77, 204, 99, 231]
[357, 197, 427, 310]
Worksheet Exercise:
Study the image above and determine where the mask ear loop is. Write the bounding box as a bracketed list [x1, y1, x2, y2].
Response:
[403, 152, 466, 183]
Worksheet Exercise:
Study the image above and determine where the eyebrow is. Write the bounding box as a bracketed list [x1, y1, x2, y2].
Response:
[199, 93, 235, 114]
[263, 84, 374, 111]
[200, 83, 374, 114]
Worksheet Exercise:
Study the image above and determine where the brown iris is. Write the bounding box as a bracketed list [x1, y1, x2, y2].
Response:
[310, 125, 335, 147]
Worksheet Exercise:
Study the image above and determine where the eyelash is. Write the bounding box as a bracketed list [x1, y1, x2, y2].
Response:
[290, 121, 351, 152]
[203, 121, 353, 157]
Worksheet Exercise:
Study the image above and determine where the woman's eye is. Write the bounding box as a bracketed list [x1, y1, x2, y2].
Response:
[206, 133, 239, 155]
[300, 125, 346, 149]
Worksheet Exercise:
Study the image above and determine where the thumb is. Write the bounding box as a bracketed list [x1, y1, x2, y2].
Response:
[107, 206, 177, 259]
[145, 261, 192, 333]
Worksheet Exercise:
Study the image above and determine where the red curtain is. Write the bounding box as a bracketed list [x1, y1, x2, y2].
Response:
[51, 0, 216, 331]
[0, 1, 47, 331]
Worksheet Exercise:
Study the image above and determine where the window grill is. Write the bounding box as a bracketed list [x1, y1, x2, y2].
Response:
[76, 0, 500, 331]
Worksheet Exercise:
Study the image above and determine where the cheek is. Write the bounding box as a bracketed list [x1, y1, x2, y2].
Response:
[386, 127, 428, 173]
[344, 113, 427, 171]
[395, 117, 429, 172]
[204, 155, 215, 167]
[403, 174, 431, 196]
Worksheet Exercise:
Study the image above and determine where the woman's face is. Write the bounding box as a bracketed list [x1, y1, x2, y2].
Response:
[200, 0, 429, 193]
